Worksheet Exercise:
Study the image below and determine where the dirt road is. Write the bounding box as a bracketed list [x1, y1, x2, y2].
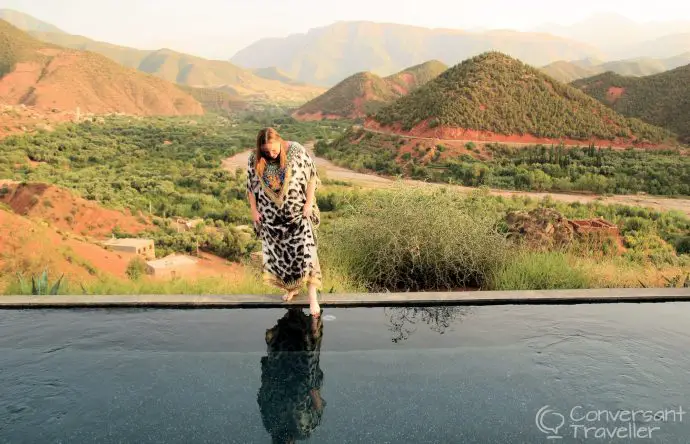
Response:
[222, 144, 690, 217]
[222, 143, 394, 188]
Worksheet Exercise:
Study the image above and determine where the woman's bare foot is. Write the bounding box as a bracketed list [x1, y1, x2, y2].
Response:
[282, 289, 298, 302]
[308, 284, 320, 316]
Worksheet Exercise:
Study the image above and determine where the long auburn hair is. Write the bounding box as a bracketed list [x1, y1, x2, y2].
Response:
[255, 127, 287, 178]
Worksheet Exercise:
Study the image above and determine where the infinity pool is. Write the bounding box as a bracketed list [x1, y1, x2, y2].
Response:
[1, 303, 689, 443]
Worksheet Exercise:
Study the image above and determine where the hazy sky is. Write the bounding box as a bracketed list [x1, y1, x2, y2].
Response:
[2, 0, 690, 59]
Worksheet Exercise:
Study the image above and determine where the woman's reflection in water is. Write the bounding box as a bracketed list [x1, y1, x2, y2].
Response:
[258, 309, 326, 443]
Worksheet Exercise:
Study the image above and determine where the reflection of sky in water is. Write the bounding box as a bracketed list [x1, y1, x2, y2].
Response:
[0, 304, 689, 443]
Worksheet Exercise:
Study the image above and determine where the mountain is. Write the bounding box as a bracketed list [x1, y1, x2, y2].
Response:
[534, 13, 690, 56]
[0, 9, 323, 106]
[615, 33, 690, 59]
[541, 53, 690, 82]
[0, 20, 203, 115]
[368, 52, 673, 146]
[252, 67, 299, 84]
[572, 65, 690, 142]
[293, 60, 448, 120]
[0, 9, 64, 34]
[29, 31, 150, 68]
[230, 21, 603, 86]
[25, 31, 324, 106]
[540, 61, 601, 83]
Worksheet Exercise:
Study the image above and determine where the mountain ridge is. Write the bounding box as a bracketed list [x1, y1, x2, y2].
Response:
[231, 21, 603, 86]
[541, 53, 690, 82]
[0, 20, 203, 116]
[368, 52, 675, 147]
[293, 60, 448, 120]
[0, 9, 65, 34]
[572, 65, 690, 142]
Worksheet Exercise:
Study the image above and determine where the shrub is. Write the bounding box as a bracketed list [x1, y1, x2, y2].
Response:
[322, 186, 509, 291]
[488, 251, 591, 290]
[126, 256, 147, 281]
[673, 236, 690, 255]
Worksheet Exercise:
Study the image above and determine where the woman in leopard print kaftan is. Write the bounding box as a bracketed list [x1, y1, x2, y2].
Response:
[247, 127, 322, 316]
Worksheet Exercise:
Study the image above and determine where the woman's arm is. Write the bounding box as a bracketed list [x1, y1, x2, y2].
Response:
[247, 154, 261, 222]
[248, 191, 259, 212]
[303, 152, 318, 217]
[305, 179, 316, 208]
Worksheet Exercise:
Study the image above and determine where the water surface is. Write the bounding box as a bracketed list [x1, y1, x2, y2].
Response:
[1, 303, 689, 443]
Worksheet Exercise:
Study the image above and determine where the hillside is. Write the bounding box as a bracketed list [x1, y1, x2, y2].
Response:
[252, 67, 299, 84]
[369, 52, 674, 146]
[0, 180, 154, 287]
[24, 31, 324, 105]
[614, 32, 690, 59]
[0, 9, 64, 34]
[541, 53, 690, 82]
[572, 65, 690, 142]
[177, 86, 248, 114]
[293, 60, 448, 119]
[540, 61, 601, 83]
[230, 21, 602, 86]
[0, 20, 203, 115]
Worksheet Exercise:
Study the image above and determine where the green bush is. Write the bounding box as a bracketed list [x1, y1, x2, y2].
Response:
[126, 256, 147, 281]
[488, 251, 591, 290]
[675, 236, 690, 255]
[322, 186, 509, 291]
[323, 131, 690, 196]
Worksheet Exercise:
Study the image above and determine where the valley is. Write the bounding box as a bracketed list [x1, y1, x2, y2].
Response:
[0, 9, 689, 295]
[223, 145, 690, 217]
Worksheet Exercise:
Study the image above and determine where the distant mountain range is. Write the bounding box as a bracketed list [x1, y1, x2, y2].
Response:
[293, 61, 448, 120]
[0, 20, 203, 115]
[230, 17, 690, 87]
[230, 21, 604, 86]
[541, 53, 690, 82]
[0, 9, 324, 107]
[533, 13, 690, 55]
[573, 65, 690, 143]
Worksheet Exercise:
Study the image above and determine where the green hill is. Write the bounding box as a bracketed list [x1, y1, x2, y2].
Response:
[387, 60, 448, 90]
[371, 51, 673, 144]
[293, 60, 447, 119]
[572, 65, 690, 142]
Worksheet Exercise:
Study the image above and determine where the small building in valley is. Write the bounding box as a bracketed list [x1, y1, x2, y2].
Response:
[145, 254, 197, 279]
[103, 238, 155, 259]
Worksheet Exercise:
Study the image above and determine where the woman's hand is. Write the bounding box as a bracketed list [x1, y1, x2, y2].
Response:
[252, 208, 262, 224]
[302, 204, 312, 219]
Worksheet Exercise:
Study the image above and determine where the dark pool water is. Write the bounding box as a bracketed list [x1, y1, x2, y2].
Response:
[1, 303, 689, 443]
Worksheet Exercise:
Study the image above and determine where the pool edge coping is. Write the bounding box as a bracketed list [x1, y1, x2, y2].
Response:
[1, 288, 689, 309]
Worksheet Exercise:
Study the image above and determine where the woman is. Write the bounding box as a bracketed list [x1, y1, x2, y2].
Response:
[257, 309, 326, 443]
[247, 127, 322, 316]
